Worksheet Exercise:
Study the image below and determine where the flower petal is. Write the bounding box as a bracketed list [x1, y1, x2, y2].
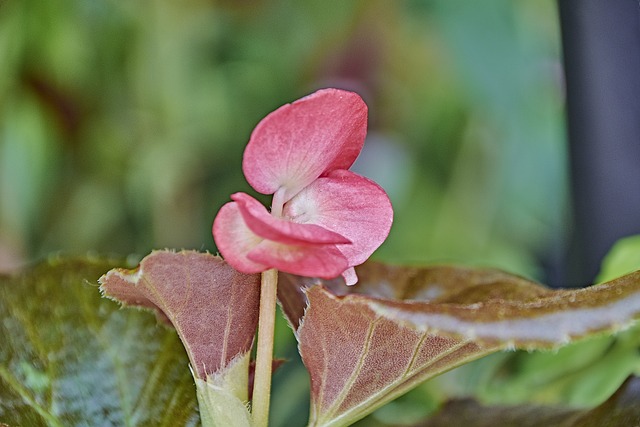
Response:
[212, 201, 268, 274]
[341, 267, 358, 286]
[231, 192, 352, 246]
[247, 240, 349, 279]
[243, 89, 367, 201]
[283, 169, 393, 268]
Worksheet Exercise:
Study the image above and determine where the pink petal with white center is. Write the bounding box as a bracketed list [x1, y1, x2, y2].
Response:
[212, 201, 268, 274]
[231, 192, 351, 246]
[247, 240, 349, 279]
[243, 89, 367, 201]
[283, 169, 393, 268]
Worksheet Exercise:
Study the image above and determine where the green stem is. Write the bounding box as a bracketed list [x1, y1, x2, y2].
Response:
[252, 268, 278, 427]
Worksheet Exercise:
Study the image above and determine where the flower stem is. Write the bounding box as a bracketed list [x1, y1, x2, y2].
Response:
[252, 268, 278, 427]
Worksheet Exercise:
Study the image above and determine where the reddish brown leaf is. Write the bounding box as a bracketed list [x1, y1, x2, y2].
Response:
[278, 262, 640, 427]
[99, 250, 261, 379]
[297, 286, 497, 427]
[364, 265, 640, 347]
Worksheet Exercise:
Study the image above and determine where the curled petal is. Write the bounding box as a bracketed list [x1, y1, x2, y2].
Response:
[247, 240, 349, 279]
[243, 89, 367, 201]
[212, 201, 268, 274]
[341, 267, 358, 286]
[232, 192, 351, 245]
[284, 169, 393, 269]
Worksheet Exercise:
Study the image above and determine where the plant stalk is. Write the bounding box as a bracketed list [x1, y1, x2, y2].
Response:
[252, 268, 278, 427]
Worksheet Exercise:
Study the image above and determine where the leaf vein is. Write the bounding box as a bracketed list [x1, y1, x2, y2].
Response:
[324, 316, 381, 420]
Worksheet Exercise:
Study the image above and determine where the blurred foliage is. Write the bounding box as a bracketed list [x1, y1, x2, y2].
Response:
[0, 0, 565, 278]
[0, 1, 567, 426]
[597, 235, 640, 283]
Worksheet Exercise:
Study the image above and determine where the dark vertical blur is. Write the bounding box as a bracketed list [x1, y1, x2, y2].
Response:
[559, 0, 640, 286]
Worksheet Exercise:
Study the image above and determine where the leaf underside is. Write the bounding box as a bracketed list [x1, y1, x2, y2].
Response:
[279, 262, 640, 427]
[99, 250, 261, 380]
[99, 250, 262, 426]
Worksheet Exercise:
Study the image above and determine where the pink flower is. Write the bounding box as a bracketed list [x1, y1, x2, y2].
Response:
[213, 89, 393, 285]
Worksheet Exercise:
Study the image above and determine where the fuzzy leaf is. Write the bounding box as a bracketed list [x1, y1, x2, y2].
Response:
[278, 262, 640, 427]
[99, 250, 261, 379]
[279, 268, 497, 427]
[195, 353, 253, 427]
[0, 257, 199, 426]
[365, 264, 640, 347]
[99, 250, 261, 426]
[301, 285, 496, 427]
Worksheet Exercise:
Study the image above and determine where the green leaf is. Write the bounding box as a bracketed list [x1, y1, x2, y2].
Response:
[454, 323, 640, 408]
[421, 376, 640, 427]
[195, 353, 253, 427]
[0, 257, 199, 426]
[99, 250, 261, 427]
[597, 235, 640, 283]
[278, 262, 640, 427]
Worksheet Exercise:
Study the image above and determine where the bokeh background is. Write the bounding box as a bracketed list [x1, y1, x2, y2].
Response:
[0, 0, 569, 425]
[0, 0, 566, 277]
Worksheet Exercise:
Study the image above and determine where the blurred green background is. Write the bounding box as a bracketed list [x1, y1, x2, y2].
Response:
[0, 0, 565, 277]
[0, 0, 567, 425]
